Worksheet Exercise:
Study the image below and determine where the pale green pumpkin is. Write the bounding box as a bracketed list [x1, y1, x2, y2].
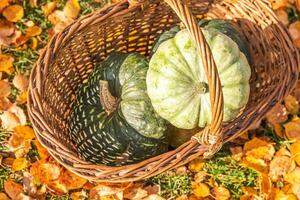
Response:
[147, 28, 251, 129]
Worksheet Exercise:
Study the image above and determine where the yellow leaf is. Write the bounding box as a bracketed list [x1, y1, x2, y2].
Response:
[275, 190, 298, 200]
[274, 123, 285, 138]
[25, 26, 42, 37]
[12, 157, 27, 171]
[192, 182, 210, 198]
[71, 191, 88, 200]
[275, 8, 289, 26]
[188, 158, 205, 172]
[0, 80, 11, 98]
[14, 125, 35, 140]
[2, 5, 24, 22]
[0, 54, 14, 75]
[290, 141, 300, 166]
[30, 161, 61, 184]
[271, 0, 289, 10]
[16, 91, 28, 105]
[42, 2, 56, 16]
[213, 186, 230, 200]
[47, 180, 68, 195]
[30, 37, 38, 50]
[284, 119, 300, 140]
[63, 0, 80, 19]
[284, 95, 300, 115]
[285, 167, 300, 185]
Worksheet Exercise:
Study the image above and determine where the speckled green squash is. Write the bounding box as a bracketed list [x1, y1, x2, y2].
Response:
[147, 27, 251, 129]
[70, 53, 168, 166]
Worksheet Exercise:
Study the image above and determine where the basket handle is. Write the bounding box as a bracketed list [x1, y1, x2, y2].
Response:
[129, 0, 224, 157]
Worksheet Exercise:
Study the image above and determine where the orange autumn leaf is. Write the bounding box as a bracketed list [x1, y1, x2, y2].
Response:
[0, 0, 9, 8]
[275, 8, 289, 25]
[271, 0, 290, 10]
[71, 191, 88, 200]
[63, 0, 80, 19]
[289, 21, 300, 41]
[243, 137, 270, 151]
[0, 80, 11, 97]
[31, 161, 61, 184]
[259, 174, 272, 197]
[188, 158, 205, 172]
[192, 182, 210, 198]
[4, 179, 23, 199]
[26, 26, 42, 37]
[290, 141, 300, 166]
[0, 54, 14, 75]
[14, 125, 35, 140]
[284, 119, 300, 140]
[0, 193, 10, 200]
[33, 140, 50, 160]
[212, 186, 231, 200]
[275, 190, 298, 200]
[16, 91, 28, 105]
[12, 157, 28, 171]
[2, 5, 24, 22]
[59, 169, 87, 190]
[41, 2, 56, 16]
[0, 97, 12, 111]
[284, 95, 300, 115]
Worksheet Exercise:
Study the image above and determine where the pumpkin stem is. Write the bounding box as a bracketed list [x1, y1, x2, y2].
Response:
[195, 82, 209, 94]
[99, 80, 118, 115]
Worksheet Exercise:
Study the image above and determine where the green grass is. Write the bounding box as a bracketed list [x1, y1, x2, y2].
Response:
[148, 172, 192, 199]
[203, 154, 259, 199]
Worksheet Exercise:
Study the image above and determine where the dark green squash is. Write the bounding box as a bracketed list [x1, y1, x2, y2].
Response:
[69, 53, 168, 166]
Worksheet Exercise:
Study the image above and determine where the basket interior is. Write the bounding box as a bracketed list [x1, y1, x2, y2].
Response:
[40, 0, 297, 155]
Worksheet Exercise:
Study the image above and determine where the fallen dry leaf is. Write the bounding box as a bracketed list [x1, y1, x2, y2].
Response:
[0, 54, 14, 75]
[284, 119, 300, 140]
[212, 186, 231, 200]
[47, 180, 68, 195]
[266, 103, 289, 126]
[188, 158, 205, 172]
[33, 140, 50, 160]
[4, 179, 23, 199]
[290, 141, 300, 166]
[63, 0, 80, 19]
[0, 80, 11, 97]
[0, 0, 9, 9]
[143, 194, 165, 200]
[26, 26, 42, 37]
[259, 173, 272, 197]
[269, 155, 295, 181]
[230, 146, 243, 161]
[0, 104, 27, 130]
[41, 2, 56, 16]
[243, 137, 270, 151]
[30, 161, 61, 184]
[16, 91, 28, 105]
[275, 190, 298, 200]
[23, 171, 38, 197]
[0, 20, 15, 38]
[58, 169, 87, 191]
[284, 167, 300, 185]
[292, 183, 300, 199]
[13, 74, 29, 92]
[192, 182, 210, 198]
[124, 187, 148, 200]
[14, 125, 35, 140]
[0, 193, 10, 200]
[30, 37, 38, 50]
[271, 0, 290, 9]
[12, 157, 28, 171]
[2, 4, 24, 22]
[284, 95, 300, 115]
[29, 0, 37, 7]
[0, 97, 12, 111]
[90, 184, 124, 200]
[71, 190, 88, 200]
[275, 8, 289, 25]
[48, 10, 73, 33]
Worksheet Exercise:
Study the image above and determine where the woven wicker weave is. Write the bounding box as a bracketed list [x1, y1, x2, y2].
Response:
[28, 0, 299, 182]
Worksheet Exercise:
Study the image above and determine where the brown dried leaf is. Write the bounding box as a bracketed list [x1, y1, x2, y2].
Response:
[90, 185, 124, 200]
[23, 171, 38, 197]
[4, 179, 23, 199]
[230, 146, 243, 161]
[0, 97, 12, 111]
[275, 8, 289, 25]
[41, 2, 56, 16]
[63, 0, 80, 19]
[0, 54, 14, 75]
[13, 74, 29, 92]
[12, 157, 28, 171]
[124, 187, 148, 200]
[47, 180, 68, 195]
[212, 186, 231, 200]
[48, 10, 73, 33]
[259, 174, 272, 197]
[33, 140, 50, 160]
[269, 155, 295, 181]
[266, 103, 289, 126]
[0, 193, 10, 200]
[29, 0, 37, 7]
[0, 20, 15, 37]
[0, 104, 27, 131]
[142, 194, 165, 200]
[0, 80, 11, 97]
[2, 5, 24, 22]
[25, 26, 42, 37]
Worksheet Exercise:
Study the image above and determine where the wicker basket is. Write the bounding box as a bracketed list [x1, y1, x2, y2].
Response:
[28, 0, 299, 182]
